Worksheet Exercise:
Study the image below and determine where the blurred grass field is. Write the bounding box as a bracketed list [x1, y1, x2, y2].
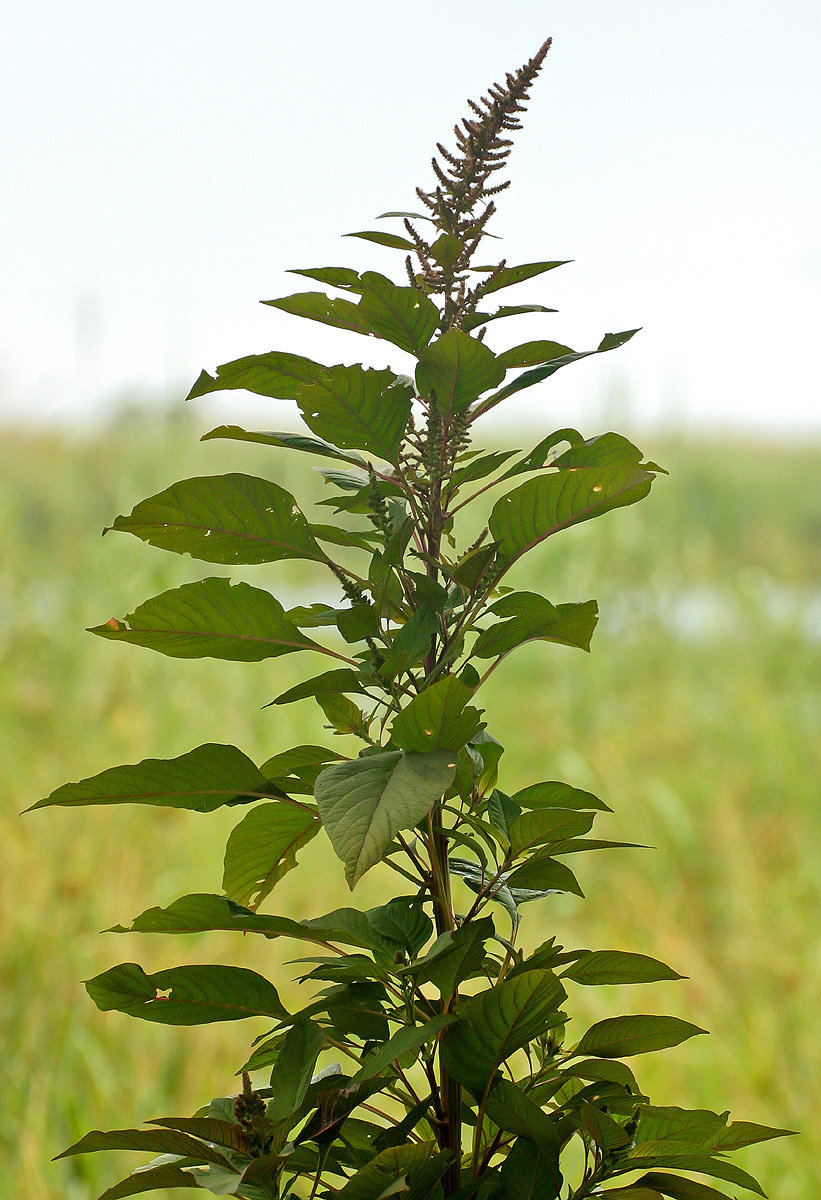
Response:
[1, 412, 819, 1199]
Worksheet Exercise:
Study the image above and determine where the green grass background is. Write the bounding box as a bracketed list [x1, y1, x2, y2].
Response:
[1, 412, 818, 1198]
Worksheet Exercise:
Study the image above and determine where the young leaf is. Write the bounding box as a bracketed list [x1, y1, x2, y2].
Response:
[574, 1015, 708, 1059]
[29, 743, 274, 814]
[267, 1019, 326, 1119]
[107, 473, 326, 565]
[474, 259, 570, 294]
[201, 424, 366, 466]
[315, 751, 456, 888]
[415, 329, 505, 416]
[500, 1134, 563, 1200]
[185, 349, 325, 402]
[488, 465, 655, 565]
[85, 962, 289, 1024]
[316, 692, 366, 735]
[89, 578, 321, 662]
[358, 278, 439, 354]
[562, 950, 685, 986]
[222, 802, 320, 909]
[473, 595, 599, 657]
[391, 676, 485, 753]
[296, 365, 412, 463]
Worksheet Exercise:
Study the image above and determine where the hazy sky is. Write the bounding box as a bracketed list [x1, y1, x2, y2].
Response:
[2, 1, 819, 433]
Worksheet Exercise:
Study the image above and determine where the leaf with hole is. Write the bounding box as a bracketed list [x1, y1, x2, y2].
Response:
[473, 594, 599, 657]
[185, 349, 325, 402]
[391, 676, 484, 753]
[86, 962, 289, 1025]
[296, 365, 412, 463]
[358, 278, 439, 354]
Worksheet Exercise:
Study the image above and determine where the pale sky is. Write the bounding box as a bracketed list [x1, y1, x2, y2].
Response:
[1, 1, 819, 433]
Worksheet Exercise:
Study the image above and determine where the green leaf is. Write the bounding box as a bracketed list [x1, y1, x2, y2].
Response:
[267, 1020, 326, 1119]
[86, 962, 289, 1024]
[366, 897, 433, 957]
[29, 743, 273, 814]
[288, 265, 364, 291]
[505, 854, 585, 897]
[271, 668, 365, 707]
[335, 1143, 438, 1200]
[499, 1135, 563, 1200]
[475, 260, 570, 294]
[429, 233, 465, 271]
[407, 917, 494, 997]
[359, 279, 439, 355]
[297, 365, 412, 463]
[447, 449, 519, 494]
[441, 969, 567, 1088]
[511, 780, 611, 812]
[483, 1076, 557, 1143]
[562, 950, 685, 986]
[463, 303, 557, 332]
[498, 428, 586, 481]
[416, 330, 505, 416]
[201, 425, 366, 466]
[575, 1015, 708, 1058]
[353, 1014, 457, 1081]
[185, 350, 325, 402]
[316, 692, 366, 735]
[381, 606, 439, 678]
[507, 809, 595, 856]
[89, 578, 320, 661]
[97, 1165, 205, 1199]
[55, 1126, 234, 1167]
[222, 802, 320, 909]
[473, 595, 599, 658]
[391, 677, 484, 753]
[498, 339, 575, 369]
[260, 745, 344, 793]
[488, 465, 655, 564]
[345, 229, 416, 250]
[263, 291, 372, 335]
[575, 1099, 632, 1151]
[148, 1116, 253, 1156]
[107, 473, 325, 565]
[315, 751, 457, 887]
[553, 430, 664, 472]
[636, 1173, 740, 1199]
[616, 1158, 765, 1197]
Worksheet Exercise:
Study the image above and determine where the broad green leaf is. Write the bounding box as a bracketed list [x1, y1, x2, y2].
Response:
[271, 668, 364, 706]
[201, 425, 366, 466]
[344, 229, 416, 250]
[499, 428, 586, 481]
[29, 743, 273, 814]
[554, 430, 664, 473]
[563, 1058, 641, 1094]
[562, 950, 684, 986]
[288, 265, 363, 291]
[488, 465, 655, 564]
[185, 349, 325, 402]
[711, 1120, 797, 1151]
[359, 279, 439, 354]
[507, 809, 595, 856]
[499, 1134, 563, 1200]
[335, 1143, 438, 1200]
[353, 1013, 457, 1081]
[391, 676, 484, 753]
[575, 1099, 632, 1151]
[107, 473, 325, 565]
[263, 291, 373, 335]
[463, 303, 558, 332]
[416, 330, 505, 416]
[149, 1116, 252, 1155]
[477, 329, 641, 414]
[267, 1020, 326, 1119]
[632, 1106, 795, 1155]
[97, 1165, 205, 1198]
[575, 1015, 707, 1059]
[297, 365, 412, 462]
[498, 339, 574, 369]
[89, 578, 320, 662]
[484, 1077, 557, 1143]
[506, 855, 585, 897]
[316, 692, 365, 735]
[441, 969, 567, 1088]
[380, 606, 439, 678]
[429, 232, 465, 271]
[473, 594, 599, 658]
[222, 802, 320, 909]
[56, 1126, 234, 1167]
[512, 780, 611, 812]
[637, 1173, 740, 1199]
[407, 917, 494, 997]
[315, 751, 456, 887]
[86, 962, 289, 1024]
[447, 448, 519, 494]
[475, 260, 570, 294]
[615, 1157, 765, 1197]
[366, 897, 433, 957]
[260, 745, 345, 794]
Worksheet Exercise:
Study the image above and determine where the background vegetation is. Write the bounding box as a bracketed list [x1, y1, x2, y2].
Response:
[2, 412, 818, 1199]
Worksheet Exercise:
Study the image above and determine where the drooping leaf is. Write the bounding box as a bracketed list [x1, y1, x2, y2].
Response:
[391, 676, 484, 753]
[441, 969, 567, 1088]
[447, 449, 519, 495]
[473, 594, 599, 658]
[86, 962, 289, 1025]
[29, 743, 273, 814]
[263, 291, 373, 335]
[271, 668, 365, 707]
[636, 1173, 743, 1199]
[267, 1020, 326, 1119]
[96, 1164, 205, 1199]
[55, 1126, 234, 1167]
[107, 473, 325, 565]
[359, 278, 439, 354]
[499, 1135, 563, 1200]
[574, 1015, 708, 1059]
[315, 751, 456, 887]
[222, 802, 320, 909]
[416, 330, 505, 417]
[474, 260, 570, 294]
[488, 465, 656, 565]
[297, 1076, 393, 1146]
[297, 365, 412, 462]
[498, 339, 575, 369]
[201, 425, 366, 466]
[562, 950, 685, 986]
[89, 578, 321, 662]
[511, 780, 611, 812]
[507, 808, 595, 856]
[353, 1014, 457, 1082]
[185, 350, 325, 402]
[614, 1157, 765, 1197]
